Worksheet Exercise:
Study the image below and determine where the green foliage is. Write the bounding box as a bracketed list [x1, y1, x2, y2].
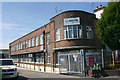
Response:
[96, 2, 120, 51]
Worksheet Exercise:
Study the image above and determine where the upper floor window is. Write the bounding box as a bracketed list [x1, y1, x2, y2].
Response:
[86, 26, 93, 39]
[64, 25, 82, 39]
[56, 28, 60, 41]
[28, 39, 31, 47]
[25, 40, 27, 49]
[32, 37, 34, 47]
[21, 42, 22, 49]
[40, 34, 43, 45]
[36, 36, 38, 46]
[47, 33, 50, 44]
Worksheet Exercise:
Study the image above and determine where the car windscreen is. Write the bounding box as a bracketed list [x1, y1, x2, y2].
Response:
[0, 60, 14, 66]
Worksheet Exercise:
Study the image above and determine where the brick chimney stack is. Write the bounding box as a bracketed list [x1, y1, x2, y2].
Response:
[100, 5, 102, 8]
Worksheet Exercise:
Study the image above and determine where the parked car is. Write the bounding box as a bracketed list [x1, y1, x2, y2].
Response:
[0, 59, 18, 79]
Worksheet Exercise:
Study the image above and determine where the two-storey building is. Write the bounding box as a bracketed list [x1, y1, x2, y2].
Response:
[9, 10, 104, 75]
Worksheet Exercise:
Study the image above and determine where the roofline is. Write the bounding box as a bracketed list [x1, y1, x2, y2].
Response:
[50, 10, 95, 20]
[94, 7, 105, 12]
[9, 21, 54, 45]
[10, 10, 95, 45]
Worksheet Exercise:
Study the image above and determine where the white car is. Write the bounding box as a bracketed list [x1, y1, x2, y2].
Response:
[0, 59, 18, 79]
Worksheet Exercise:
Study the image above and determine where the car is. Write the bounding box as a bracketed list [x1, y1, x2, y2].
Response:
[0, 59, 18, 79]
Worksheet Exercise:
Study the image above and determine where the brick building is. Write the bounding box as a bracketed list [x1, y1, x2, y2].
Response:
[9, 10, 104, 75]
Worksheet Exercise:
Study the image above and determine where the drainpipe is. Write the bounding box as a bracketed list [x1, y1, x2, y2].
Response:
[43, 30, 46, 72]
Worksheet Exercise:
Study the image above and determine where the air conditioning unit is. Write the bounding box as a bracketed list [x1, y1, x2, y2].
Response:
[86, 26, 91, 31]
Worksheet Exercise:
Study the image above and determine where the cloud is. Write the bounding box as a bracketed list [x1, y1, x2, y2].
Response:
[2, 22, 31, 31]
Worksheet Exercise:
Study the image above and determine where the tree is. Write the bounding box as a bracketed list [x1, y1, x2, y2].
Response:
[96, 2, 120, 65]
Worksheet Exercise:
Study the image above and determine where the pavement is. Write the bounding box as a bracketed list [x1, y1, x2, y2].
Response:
[16, 67, 120, 80]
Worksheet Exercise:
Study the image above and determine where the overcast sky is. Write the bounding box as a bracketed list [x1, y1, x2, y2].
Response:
[1, 1, 108, 49]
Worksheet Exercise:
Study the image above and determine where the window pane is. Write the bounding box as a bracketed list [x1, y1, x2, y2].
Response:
[36, 53, 39, 62]
[28, 39, 30, 47]
[32, 38, 34, 47]
[36, 36, 38, 46]
[64, 27, 67, 39]
[56, 28, 60, 41]
[73, 26, 78, 38]
[68, 26, 72, 38]
[40, 35, 43, 45]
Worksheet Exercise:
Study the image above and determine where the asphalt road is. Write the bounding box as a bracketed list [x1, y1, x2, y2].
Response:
[7, 67, 120, 80]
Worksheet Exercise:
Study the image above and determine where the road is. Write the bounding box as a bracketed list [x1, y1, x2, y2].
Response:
[11, 67, 120, 80]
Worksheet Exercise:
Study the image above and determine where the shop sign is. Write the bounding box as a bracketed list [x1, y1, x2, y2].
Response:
[64, 17, 80, 25]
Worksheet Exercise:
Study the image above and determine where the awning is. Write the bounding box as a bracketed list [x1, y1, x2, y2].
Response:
[53, 46, 97, 51]
[10, 50, 44, 55]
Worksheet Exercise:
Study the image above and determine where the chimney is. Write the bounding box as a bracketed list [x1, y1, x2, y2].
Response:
[96, 6, 98, 9]
[100, 5, 102, 8]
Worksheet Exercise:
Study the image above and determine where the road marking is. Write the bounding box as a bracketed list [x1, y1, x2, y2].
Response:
[21, 72, 35, 75]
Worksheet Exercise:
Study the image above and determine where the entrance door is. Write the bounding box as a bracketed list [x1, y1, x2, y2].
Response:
[58, 50, 84, 74]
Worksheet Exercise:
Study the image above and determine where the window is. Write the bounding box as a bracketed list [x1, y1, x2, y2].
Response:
[28, 39, 31, 47]
[47, 33, 51, 63]
[25, 40, 27, 49]
[36, 53, 39, 63]
[19, 42, 21, 50]
[32, 38, 34, 47]
[40, 34, 43, 45]
[64, 25, 82, 39]
[40, 53, 44, 64]
[26, 54, 28, 62]
[56, 28, 60, 41]
[22, 41, 25, 49]
[47, 33, 50, 44]
[86, 26, 93, 39]
[36, 36, 38, 46]
[21, 42, 22, 49]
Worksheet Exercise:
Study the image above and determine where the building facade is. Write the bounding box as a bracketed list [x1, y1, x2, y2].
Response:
[9, 10, 103, 75]
[0, 49, 9, 59]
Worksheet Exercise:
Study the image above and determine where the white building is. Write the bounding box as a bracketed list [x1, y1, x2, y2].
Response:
[94, 5, 105, 19]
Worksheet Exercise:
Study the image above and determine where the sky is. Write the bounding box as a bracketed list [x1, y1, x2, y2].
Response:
[0, 1, 108, 49]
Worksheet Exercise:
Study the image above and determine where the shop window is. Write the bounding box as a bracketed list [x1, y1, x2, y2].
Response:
[56, 28, 60, 41]
[28, 39, 31, 47]
[32, 37, 34, 47]
[86, 26, 93, 39]
[36, 36, 38, 46]
[36, 53, 39, 63]
[64, 25, 82, 39]
[26, 54, 28, 62]
[40, 34, 43, 45]
[28, 54, 32, 62]
[40, 53, 44, 64]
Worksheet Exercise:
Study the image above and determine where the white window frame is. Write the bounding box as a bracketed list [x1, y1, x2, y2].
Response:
[56, 28, 60, 41]
[28, 39, 31, 47]
[64, 25, 82, 39]
[36, 36, 38, 46]
[40, 34, 43, 45]
[32, 37, 34, 47]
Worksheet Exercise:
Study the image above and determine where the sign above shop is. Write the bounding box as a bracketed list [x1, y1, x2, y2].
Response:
[64, 17, 80, 25]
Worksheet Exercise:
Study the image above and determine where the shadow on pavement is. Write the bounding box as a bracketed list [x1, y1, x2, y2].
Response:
[2, 75, 28, 80]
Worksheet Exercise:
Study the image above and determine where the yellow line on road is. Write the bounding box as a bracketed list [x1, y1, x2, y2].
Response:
[21, 72, 35, 75]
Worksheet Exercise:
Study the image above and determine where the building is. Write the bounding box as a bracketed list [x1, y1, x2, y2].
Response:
[0, 49, 9, 59]
[94, 5, 105, 19]
[9, 10, 104, 75]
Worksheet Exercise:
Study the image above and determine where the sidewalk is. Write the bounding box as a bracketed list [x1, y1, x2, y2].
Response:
[17, 67, 120, 79]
